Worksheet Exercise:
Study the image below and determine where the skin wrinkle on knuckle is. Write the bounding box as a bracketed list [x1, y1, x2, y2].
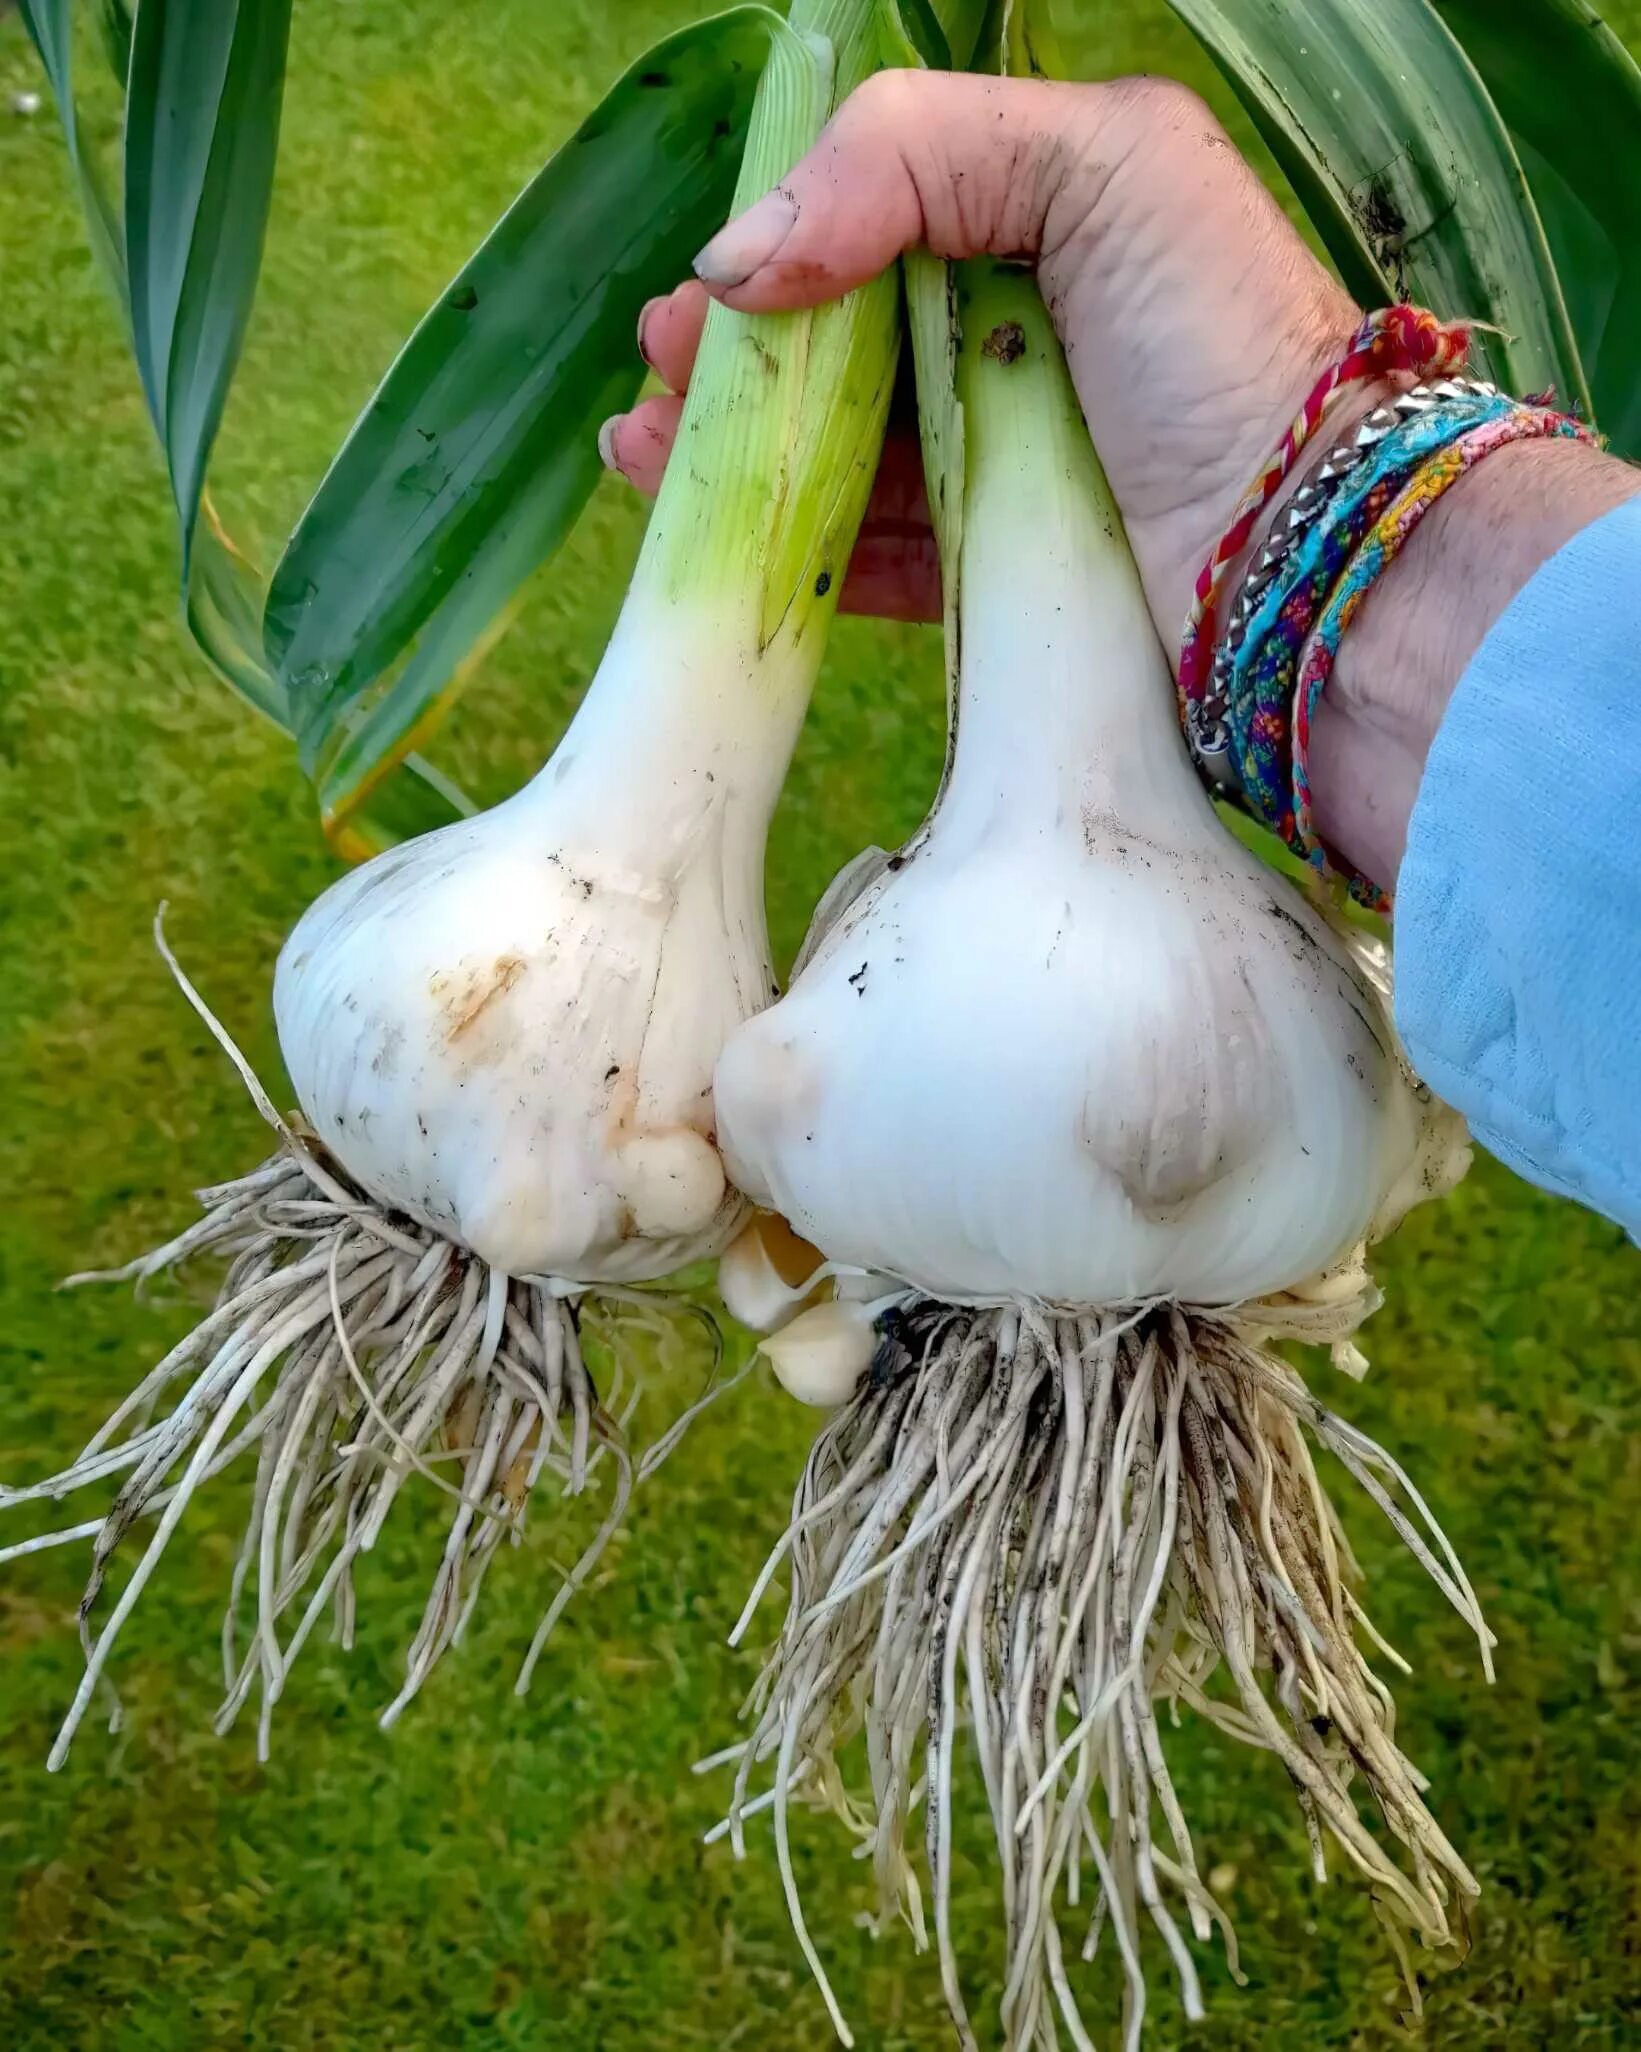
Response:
[999, 130, 1065, 259]
[925, 84, 1032, 258]
[910, 129, 970, 259]
[935, 144, 981, 258]
[1038, 128, 1121, 270]
[1129, 73, 1216, 140]
[996, 136, 1029, 249]
[1037, 131, 1147, 288]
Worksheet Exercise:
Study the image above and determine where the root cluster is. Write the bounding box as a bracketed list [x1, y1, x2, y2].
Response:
[714, 1300, 1492, 2050]
[2, 1144, 730, 1767]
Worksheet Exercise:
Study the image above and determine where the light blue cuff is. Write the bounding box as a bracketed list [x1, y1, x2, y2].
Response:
[1395, 491, 1641, 1239]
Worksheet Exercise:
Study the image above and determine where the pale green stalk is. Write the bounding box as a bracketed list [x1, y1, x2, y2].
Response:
[636, 0, 898, 663]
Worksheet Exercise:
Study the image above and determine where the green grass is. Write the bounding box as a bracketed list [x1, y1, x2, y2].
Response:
[1, 3, 1638, 2047]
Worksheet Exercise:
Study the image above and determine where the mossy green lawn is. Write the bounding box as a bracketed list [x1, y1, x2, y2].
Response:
[1, 3, 1636, 2046]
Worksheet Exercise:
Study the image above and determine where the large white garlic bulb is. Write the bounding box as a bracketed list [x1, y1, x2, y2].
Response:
[715, 272, 1459, 1309]
[276, 604, 794, 1283]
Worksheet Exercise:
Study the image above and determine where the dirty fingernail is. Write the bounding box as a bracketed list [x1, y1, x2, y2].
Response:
[693, 188, 799, 289]
[636, 295, 666, 366]
[597, 413, 624, 470]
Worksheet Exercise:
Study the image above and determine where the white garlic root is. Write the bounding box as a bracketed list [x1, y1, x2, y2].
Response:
[712, 1299, 1492, 2050]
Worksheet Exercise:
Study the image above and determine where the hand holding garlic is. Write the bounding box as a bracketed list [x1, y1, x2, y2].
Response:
[18, 19, 1625, 2051]
[611, 67, 1640, 911]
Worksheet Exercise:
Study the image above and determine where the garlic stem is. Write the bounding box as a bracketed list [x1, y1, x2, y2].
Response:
[941, 260, 1184, 840]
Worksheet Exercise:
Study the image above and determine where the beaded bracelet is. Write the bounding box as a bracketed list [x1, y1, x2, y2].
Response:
[1215, 390, 1594, 905]
[1179, 304, 1599, 910]
[1206, 376, 1502, 731]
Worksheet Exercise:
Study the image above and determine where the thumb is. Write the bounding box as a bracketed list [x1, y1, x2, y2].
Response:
[693, 70, 1115, 312]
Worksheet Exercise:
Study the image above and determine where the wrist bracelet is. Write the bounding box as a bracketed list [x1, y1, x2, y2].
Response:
[1177, 304, 1473, 720]
[1192, 376, 1504, 789]
[1215, 386, 1514, 804]
[1288, 404, 1600, 908]
[1178, 302, 1602, 914]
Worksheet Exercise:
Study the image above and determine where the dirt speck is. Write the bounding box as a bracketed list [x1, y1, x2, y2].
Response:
[1350, 172, 1411, 297]
[370, 1021, 405, 1078]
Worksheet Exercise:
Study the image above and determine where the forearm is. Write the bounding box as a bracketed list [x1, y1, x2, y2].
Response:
[1387, 483, 1641, 1234]
[1302, 433, 1640, 889]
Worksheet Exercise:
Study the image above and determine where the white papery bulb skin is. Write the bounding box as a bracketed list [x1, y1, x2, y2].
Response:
[276, 604, 792, 1284]
[717, 804, 1445, 1307]
[715, 269, 1457, 1310]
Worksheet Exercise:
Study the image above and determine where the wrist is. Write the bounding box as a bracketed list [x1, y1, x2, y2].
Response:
[1310, 436, 1640, 886]
[1233, 370, 1404, 586]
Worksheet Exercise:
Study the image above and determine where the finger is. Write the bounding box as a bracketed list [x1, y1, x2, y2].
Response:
[598, 393, 684, 496]
[692, 70, 1113, 313]
[636, 280, 711, 394]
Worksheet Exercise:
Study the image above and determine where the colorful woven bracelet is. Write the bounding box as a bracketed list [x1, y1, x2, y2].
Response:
[1289, 404, 1601, 910]
[1206, 375, 1501, 740]
[1217, 385, 1515, 809]
[1177, 303, 1472, 718]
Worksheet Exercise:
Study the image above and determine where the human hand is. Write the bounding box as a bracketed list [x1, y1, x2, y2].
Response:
[598, 70, 1362, 649]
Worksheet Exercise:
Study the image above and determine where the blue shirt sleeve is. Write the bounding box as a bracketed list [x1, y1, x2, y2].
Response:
[1394, 491, 1641, 1240]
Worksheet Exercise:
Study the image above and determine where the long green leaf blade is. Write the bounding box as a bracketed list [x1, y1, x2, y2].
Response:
[20, 0, 463, 852]
[184, 519, 467, 849]
[18, 0, 127, 300]
[894, 0, 953, 66]
[124, 0, 292, 560]
[1434, 0, 1641, 454]
[265, 6, 778, 815]
[1165, 0, 1590, 410]
[186, 520, 285, 725]
[98, 0, 133, 85]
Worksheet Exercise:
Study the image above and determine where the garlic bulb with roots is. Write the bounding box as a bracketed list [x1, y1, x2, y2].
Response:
[1, 0, 897, 1766]
[708, 260, 1481, 2051]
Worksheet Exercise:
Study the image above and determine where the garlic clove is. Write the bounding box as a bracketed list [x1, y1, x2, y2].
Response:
[718, 1211, 830, 1332]
[612, 1129, 728, 1242]
[760, 1299, 877, 1407]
